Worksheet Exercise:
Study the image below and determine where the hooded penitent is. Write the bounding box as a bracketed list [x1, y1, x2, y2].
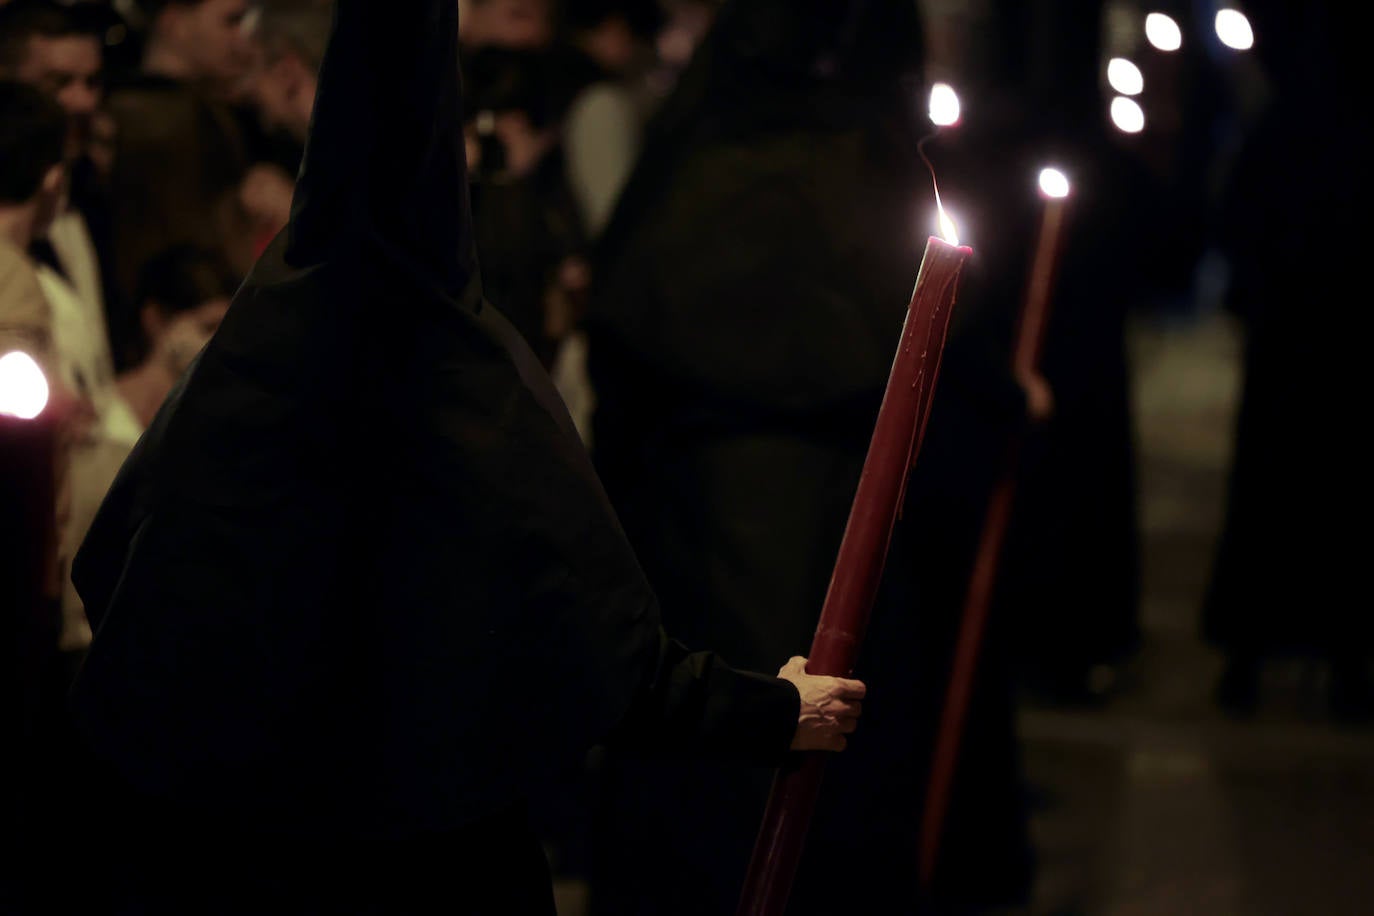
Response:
[71, 0, 795, 840]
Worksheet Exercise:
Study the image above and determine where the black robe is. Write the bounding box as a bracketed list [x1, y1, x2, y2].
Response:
[1203, 4, 1371, 659]
[64, 1, 797, 911]
[948, 0, 1158, 700]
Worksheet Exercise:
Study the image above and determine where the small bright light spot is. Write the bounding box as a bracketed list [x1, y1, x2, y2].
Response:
[936, 206, 960, 246]
[0, 351, 50, 420]
[928, 82, 961, 127]
[1215, 9, 1254, 50]
[1107, 58, 1144, 95]
[1145, 12, 1182, 51]
[1038, 167, 1071, 199]
[1110, 96, 1146, 133]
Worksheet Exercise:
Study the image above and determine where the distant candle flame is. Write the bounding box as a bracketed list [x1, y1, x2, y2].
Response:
[1107, 57, 1144, 96]
[1038, 167, 1071, 199]
[0, 351, 49, 420]
[928, 83, 961, 127]
[1110, 96, 1146, 133]
[1145, 12, 1182, 52]
[1215, 9, 1254, 50]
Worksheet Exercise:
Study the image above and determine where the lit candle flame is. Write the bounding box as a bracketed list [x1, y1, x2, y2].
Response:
[1215, 9, 1254, 50]
[928, 82, 961, 127]
[1110, 96, 1146, 133]
[1038, 167, 1071, 199]
[0, 351, 49, 420]
[917, 130, 960, 246]
[1106, 58, 1144, 96]
[1145, 12, 1182, 52]
[936, 200, 959, 247]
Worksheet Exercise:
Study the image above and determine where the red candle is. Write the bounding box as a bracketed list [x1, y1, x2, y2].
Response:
[737, 233, 972, 916]
[918, 168, 1072, 889]
[1, 351, 60, 728]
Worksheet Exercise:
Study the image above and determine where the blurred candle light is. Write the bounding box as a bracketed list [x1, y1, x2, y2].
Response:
[1107, 57, 1144, 95]
[0, 351, 50, 420]
[1110, 96, 1146, 133]
[1145, 12, 1182, 51]
[1038, 167, 1071, 200]
[1215, 9, 1254, 50]
[928, 82, 961, 127]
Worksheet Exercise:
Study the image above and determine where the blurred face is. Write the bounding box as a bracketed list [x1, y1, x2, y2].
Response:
[149, 297, 231, 373]
[460, 0, 552, 50]
[583, 16, 640, 75]
[165, 0, 253, 89]
[14, 34, 103, 149]
[251, 53, 316, 139]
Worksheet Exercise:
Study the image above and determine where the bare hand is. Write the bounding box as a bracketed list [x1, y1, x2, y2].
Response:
[777, 656, 866, 752]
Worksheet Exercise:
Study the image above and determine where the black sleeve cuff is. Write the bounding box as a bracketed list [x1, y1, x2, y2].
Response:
[606, 629, 800, 765]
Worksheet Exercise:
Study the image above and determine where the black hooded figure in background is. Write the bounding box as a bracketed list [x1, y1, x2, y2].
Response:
[584, 1, 1037, 912]
[53, 1, 872, 913]
[1204, 0, 1372, 717]
[959, 0, 1159, 707]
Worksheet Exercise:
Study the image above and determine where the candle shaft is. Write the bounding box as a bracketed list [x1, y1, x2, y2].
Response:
[1014, 199, 1068, 377]
[737, 236, 971, 916]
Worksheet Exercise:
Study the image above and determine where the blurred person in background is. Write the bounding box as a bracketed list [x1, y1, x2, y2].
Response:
[111, 243, 234, 435]
[903, 0, 1165, 905]
[0, 0, 112, 374]
[459, 0, 554, 52]
[102, 0, 256, 370]
[581, 1, 1036, 912]
[0, 78, 84, 914]
[463, 40, 586, 368]
[239, 0, 327, 171]
[969, 0, 1159, 707]
[137, 0, 251, 98]
[230, 1, 332, 254]
[560, 0, 662, 239]
[543, 0, 666, 445]
[0, 81, 65, 381]
[1204, 0, 1372, 720]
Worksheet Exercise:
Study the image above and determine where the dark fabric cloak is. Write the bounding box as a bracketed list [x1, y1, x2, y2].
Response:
[65, 0, 798, 909]
[1203, 1, 1371, 658]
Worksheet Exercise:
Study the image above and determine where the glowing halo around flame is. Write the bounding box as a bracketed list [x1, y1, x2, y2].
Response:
[0, 351, 50, 420]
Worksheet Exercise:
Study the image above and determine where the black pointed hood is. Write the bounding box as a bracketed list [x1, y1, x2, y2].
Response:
[285, 0, 477, 304]
[71, 0, 663, 837]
